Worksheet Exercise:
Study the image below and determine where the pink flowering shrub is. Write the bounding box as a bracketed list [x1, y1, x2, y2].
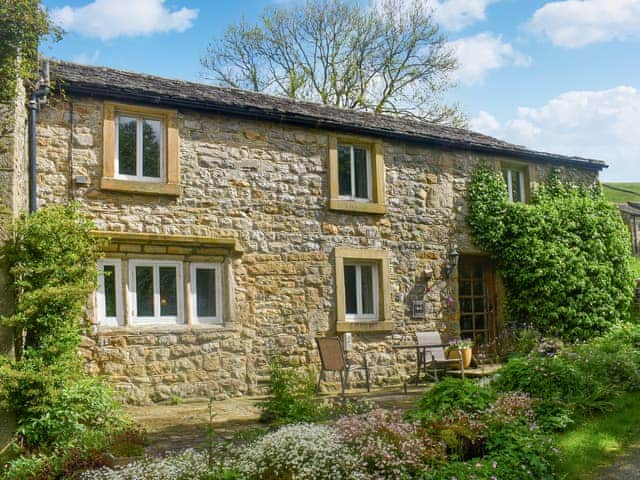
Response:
[335, 409, 444, 480]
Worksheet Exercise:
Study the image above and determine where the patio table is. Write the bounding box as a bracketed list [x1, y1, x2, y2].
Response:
[392, 344, 436, 387]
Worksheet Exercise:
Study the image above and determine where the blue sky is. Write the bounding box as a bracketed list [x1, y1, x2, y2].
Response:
[40, 0, 640, 181]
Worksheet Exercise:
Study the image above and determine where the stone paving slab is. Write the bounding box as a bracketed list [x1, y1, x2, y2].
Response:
[125, 385, 429, 454]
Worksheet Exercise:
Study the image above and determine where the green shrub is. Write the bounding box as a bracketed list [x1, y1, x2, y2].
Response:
[410, 378, 496, 423]
[467, 167, 635, 341]
[258, 357, 321, 425]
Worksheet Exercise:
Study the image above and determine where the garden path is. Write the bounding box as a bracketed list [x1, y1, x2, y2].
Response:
[125, 386, 426, 454]
[595, 442, 640, 479]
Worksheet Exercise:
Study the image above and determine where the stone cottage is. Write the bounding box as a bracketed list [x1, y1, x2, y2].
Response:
[0, 60, 605, 404]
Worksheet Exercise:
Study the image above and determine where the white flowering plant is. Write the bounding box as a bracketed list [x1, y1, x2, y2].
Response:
[235, 423, 365, 480]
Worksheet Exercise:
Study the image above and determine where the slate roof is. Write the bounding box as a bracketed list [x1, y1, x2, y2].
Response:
[49, 60, 606, 171]
[620, 203, 640, 216]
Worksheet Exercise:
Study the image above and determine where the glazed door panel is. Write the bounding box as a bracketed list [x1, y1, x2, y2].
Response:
[458, 257, 496, 346]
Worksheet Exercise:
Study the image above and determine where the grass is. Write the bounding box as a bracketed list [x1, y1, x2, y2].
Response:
[555, 392, 640, 479]
[602, 183, 640, 203]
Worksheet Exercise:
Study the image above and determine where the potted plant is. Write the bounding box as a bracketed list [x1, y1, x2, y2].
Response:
[446, 338, 474, 368]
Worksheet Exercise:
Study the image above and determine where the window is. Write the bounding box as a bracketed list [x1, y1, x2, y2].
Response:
[344, 262, 378, 321]
[101, 102, 180, 196]
[338, 144, 371, 201]
[502, 165, 528, 203]
[96, 259, 123, 327]
[128, 260, 184, 325]
[116, 115, 164, 181]
[328, 135, 386, 214]
[334, 247, 392, 332]
[190, 263, 223, 324]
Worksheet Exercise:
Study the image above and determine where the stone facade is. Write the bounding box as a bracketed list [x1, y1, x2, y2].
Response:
[30, 92, 600, 404]
[0, 77, 27, 452]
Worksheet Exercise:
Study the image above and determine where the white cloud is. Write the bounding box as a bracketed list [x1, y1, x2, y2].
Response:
[72, 50, 100, 65]
[528, 0, 640, 48]
[51, 0, 198, 41]
[432, 0, 499, 31]
[470, 87, 640, 181]
[449, 32, 531, 86]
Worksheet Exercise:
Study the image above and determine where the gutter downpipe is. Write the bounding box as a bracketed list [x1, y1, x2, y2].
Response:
[27, 60, 50, 213]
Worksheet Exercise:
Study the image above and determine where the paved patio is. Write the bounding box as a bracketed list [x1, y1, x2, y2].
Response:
[126, 365, 502, 454]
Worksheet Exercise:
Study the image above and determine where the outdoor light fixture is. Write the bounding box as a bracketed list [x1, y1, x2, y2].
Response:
[444, 247, 459, 278]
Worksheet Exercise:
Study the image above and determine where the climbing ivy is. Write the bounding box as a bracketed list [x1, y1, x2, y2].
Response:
[0, 0, 60, 102]
[467, 167, 635, 341]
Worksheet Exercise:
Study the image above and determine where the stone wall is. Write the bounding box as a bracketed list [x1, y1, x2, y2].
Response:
[0, 76, 27, 453]
[36, 96, 599, 403]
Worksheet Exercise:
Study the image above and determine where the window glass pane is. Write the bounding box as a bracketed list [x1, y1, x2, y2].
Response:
[360, 265, 375, 314]
[344, 265, 357, 314]
[196, 268, 216, 318]
[461, 315, 473, 330]
[353, 147, 369, 199]
[159, 266, 178, 316]
[460, 298, 472, 314]
[118, 116, 137, 176]
[475, 314, 487, 330]
[338, 145, 352, 196]
[511, 170, 522, 202]
[459, 280, 471, 295]
[142, 119, 161, 178]
[135, 266, 154, 317]
[103, 265, 117, 317]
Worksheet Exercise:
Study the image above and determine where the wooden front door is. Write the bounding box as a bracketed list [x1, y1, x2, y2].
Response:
[457, 256, 496, 346]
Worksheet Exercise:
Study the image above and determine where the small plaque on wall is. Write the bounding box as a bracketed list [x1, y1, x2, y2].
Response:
[412, 300, 425, 319]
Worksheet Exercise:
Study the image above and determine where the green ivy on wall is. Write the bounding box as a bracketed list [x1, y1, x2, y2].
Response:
[0, 0, 59, 102]
[467, 166, 635, 341]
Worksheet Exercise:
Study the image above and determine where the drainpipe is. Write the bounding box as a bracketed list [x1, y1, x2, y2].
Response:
[27, 60, 50, 213]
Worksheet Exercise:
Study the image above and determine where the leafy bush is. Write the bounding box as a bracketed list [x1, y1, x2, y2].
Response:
[467, 167, 635, 341]
[258, 357, 321, 425]
[411, 378, 496, 423]
[336, 409, 443, 479]
[235, 423, 364, 480]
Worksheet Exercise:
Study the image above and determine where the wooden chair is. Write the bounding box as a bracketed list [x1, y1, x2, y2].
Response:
[416, 331, 464, 383]
[315, 336, 370, 394]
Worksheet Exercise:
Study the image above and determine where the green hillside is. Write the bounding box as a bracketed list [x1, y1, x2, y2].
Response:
[603, 183, 640, 203]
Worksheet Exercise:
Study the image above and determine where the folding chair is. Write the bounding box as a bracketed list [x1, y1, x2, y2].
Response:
[315, 336, 370, 394]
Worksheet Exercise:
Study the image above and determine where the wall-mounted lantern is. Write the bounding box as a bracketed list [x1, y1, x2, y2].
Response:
[444, 247, 459, 278]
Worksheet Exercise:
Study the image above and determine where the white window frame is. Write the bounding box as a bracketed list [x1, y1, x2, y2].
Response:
[115, 114, 165, 183]
[190, 262, 223, 324]
[503, 167, 526, 203]
[128, 260, 184, 325]
[344, 262, 379, 322]
[96, 259, 124, 327]
[338, 144, 372, 202]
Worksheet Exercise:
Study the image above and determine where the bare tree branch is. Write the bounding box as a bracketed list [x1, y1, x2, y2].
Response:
[200, 0, 465, 126]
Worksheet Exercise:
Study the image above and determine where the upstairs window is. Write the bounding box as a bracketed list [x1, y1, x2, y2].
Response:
[328, 135, 386, 214]
[338, 144, 371, 201]
[101, 102, 180, 196]
[502, 165, 528, 203]
[116, 115, 164, 181]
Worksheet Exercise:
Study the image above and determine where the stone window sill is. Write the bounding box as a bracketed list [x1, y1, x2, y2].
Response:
[90, 323, 241, 336]
[336, 321, 394, 333]
[329, 199, 386, 215]
[100, 177, 181, 196]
